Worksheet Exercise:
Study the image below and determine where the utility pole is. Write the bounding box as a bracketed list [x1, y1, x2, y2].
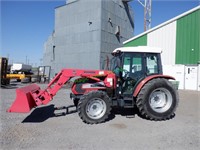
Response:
[137, 0, 152, 31]
[26, 56, 27, 64]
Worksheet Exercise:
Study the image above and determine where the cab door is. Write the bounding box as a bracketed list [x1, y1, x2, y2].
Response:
[122, 53, 144, 96]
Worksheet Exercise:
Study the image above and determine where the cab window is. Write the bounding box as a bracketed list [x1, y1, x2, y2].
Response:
[146, 53, 159, 75]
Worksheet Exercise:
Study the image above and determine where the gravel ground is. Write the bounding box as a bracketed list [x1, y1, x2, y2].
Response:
[0, 82, 200, 150]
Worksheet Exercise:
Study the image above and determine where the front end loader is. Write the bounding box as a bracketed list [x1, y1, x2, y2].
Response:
[7, 46, 179, 124]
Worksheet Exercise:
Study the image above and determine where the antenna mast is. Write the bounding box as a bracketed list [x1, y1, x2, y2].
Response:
[137, 0, 152, 31]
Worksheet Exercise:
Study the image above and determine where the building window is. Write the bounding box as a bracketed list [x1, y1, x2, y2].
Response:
[53, 45, 55, 61]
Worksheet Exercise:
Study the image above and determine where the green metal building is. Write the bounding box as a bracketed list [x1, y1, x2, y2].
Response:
[124, 6, 200, 65]
[123, 6, 200, 90]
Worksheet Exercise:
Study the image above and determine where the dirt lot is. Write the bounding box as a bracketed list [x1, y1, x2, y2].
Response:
[0, 82, 199, 150]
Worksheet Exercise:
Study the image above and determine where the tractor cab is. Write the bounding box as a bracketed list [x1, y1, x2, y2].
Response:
[111, 46, 163, 98]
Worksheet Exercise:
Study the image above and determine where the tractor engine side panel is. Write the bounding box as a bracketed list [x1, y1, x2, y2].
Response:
[71, 82, 107, 95]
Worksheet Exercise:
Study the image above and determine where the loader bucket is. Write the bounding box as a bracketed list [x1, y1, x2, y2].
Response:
[7, 84, 41, 113]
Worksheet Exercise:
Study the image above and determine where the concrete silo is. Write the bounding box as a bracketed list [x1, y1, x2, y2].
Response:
[43, 0, 134, 76]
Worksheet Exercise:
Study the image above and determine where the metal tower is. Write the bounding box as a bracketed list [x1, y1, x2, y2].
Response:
[137, 0, 152, 31]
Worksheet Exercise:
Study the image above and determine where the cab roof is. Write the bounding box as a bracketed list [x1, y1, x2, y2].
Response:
[112, 46, 162, 54]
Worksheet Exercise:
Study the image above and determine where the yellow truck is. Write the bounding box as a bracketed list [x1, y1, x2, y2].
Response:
[1, 57, 31, 85]
[6, 73, 25, 81]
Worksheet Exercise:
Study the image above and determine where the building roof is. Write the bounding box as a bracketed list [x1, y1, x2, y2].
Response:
[112, 46, 162, 54]
[123, 5, 200, 44]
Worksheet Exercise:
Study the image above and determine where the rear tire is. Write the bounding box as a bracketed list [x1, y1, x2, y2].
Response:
[136, 78, 179, 120]
[78, 91, 112, 124]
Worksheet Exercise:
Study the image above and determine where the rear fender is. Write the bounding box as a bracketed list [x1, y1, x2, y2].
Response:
[133, 75, 175, 97]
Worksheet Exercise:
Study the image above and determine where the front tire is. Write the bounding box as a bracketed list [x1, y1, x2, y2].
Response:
[78, 91, 112, 124]
[136, 78, 179, 120]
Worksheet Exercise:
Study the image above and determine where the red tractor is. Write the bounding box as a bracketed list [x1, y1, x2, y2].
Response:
[7, 46, 179, 124]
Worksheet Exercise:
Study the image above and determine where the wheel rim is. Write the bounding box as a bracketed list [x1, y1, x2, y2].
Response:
[149, 88, 172, 113]
[86, 98, 107, 120]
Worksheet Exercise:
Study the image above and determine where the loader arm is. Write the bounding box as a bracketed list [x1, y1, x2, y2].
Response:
[7, 69, 115, 113]
[32, 69, 108, 105]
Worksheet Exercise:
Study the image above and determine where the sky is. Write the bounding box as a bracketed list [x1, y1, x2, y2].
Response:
[1, 0, 200, 66]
